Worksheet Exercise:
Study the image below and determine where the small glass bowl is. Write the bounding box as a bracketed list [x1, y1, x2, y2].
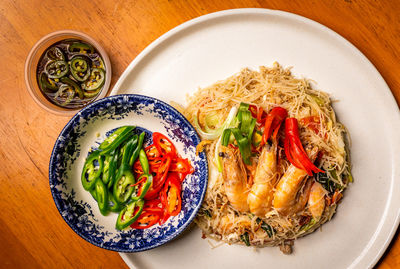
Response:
[25, 30, 112, 116]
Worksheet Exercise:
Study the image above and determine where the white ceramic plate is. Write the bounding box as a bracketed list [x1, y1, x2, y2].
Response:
[111, 8, 400, 269]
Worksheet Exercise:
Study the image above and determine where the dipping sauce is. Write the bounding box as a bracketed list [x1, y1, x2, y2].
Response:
[36, 39, 106, 109]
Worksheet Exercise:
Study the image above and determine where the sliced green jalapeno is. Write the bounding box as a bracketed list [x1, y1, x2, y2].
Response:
[39, 72, 58, 92]
[113, 138, 138, 203]
[45, 60, 69, 79]
[94, 178, 109, 216]
[131, 174, 152, 201]
[70, 56, 91, 82]
[54, 84, 75, 106]
[46, 46, 65, 61]
[81, 151, 103, 191]
[83, 68, 105, 91]
[108, 191, 122, 213]
[116, 199, 144, 230]
[139, 149, 149, 175]
[60, 77, 83, 99]
[129, 132, 145, 166]
[68, 42, 94, 54]
[99, 126, 135, 155]
[113, 165, 136, 204]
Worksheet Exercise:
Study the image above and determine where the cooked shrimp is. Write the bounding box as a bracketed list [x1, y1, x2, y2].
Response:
[220, 145, 249, 212]
[308, 182, 326, 220]
[247, 143, 278, 216]
[273, 148, 318, 215]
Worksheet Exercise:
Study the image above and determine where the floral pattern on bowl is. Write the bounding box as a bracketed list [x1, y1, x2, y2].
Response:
[49, 94, 208, 252]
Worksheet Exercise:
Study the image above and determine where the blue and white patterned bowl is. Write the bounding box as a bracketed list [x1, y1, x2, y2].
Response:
[49, 94, 208, 252]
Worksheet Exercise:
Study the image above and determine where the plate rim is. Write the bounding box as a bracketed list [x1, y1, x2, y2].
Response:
[48, 93, 209, 252]
[111, 8, 400, 268]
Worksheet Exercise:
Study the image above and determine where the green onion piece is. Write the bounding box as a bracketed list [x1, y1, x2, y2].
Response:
[193, 106, 238, 140]
[231, 128, 252, 165]
[248, 118, 257, 141]
[214, 135, 223, 172]
[240, 232, 250, 246]
[221, 129, 231, 147]
[239, 110, 253, 134]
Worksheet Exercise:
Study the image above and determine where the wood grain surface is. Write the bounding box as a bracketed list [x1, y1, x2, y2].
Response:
[0, 0, 399, 268]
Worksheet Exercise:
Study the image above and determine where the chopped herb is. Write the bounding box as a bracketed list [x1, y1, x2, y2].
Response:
[240, 232, 250, 246]
[203, 209, 212, 218]
[300, 218, 317, 232]
[256, 218, 274, 238]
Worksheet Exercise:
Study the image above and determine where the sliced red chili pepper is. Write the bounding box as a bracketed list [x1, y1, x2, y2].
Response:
[153, 132, 177, 158]
[145, 144, 161, 160]
[144, 156, 171, 199]
[130, 210, 162, 229]
[169, 158, 192, 174]
[145, 198, 162, 209]
[248, 105, 258, 118]
[159, 211, 171, 225]
[284, 118, 325, 176]
[249, 105, 267, 124]
[261, 107, 287, 146]
[148, 157, 162, 171]
[162, 173, 182, 216]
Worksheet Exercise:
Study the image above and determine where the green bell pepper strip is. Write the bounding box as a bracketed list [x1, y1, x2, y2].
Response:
[60, 77, 84, 99]
[129, 132, 145, 166]
[70, 56, 91, 82]
[139, 149, 149, 174]
[83, 68, 105, 91]
[81, 151, 104, 191]
[231, 128, 252, 165]
[108, 190, 122, 212]
[99, 126, 135, 155]
[46, 46, 65, 61]
[116, 199, 144, 230]
[94, 178, 109, 216]
[113, 138, 138, 203]
[46, 60, 69, 79]
[39, 72, 58, 92]
[131, 174, 153, 201]
[68, 42, 94, 54]
[54, 84, 75, 106]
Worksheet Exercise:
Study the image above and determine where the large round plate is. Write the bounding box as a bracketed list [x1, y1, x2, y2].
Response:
[112, 8, 400, 269]
[49, 94, 208, 252]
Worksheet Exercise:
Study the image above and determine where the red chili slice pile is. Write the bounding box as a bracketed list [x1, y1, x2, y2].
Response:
[131, 132, 194, 229]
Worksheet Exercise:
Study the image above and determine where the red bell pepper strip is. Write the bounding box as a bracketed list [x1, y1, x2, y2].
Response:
[261, 107, 288, 146]
[152, 132, 177, 158]
[284, 118, 325, 176]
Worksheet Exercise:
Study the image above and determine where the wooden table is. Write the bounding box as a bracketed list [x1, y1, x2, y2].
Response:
[0, 0, 399, 268]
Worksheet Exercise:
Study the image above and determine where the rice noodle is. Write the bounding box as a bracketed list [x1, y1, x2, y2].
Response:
[182, 63, 352, 252]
